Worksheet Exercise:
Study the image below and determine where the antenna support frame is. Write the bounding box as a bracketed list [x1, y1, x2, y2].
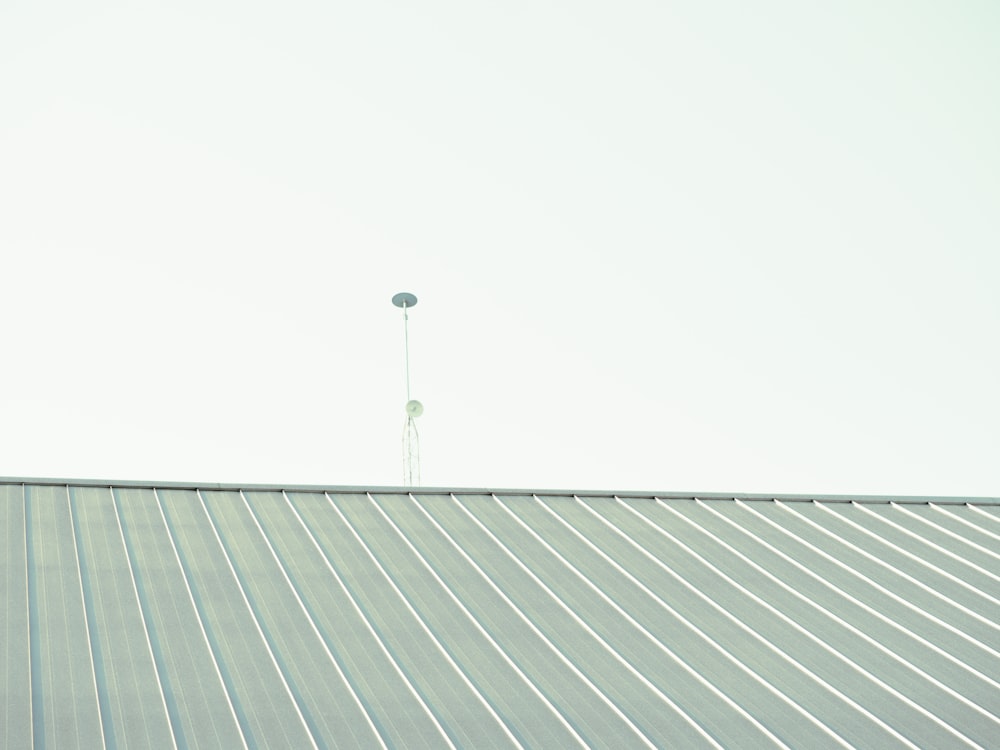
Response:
[392, 291, 422, 486]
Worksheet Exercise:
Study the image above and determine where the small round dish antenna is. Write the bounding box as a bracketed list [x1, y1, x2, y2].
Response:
[392, 292, 418, 309]
[406, 399, 424, 418]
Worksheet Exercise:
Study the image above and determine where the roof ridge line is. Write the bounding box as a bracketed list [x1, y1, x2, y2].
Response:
[1, 476, 997, 504]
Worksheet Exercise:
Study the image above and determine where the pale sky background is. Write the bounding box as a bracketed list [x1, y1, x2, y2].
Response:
[2, 0, 998, 496]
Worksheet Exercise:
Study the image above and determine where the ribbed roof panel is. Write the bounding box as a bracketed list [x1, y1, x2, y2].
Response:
[3, 481, 999, 748]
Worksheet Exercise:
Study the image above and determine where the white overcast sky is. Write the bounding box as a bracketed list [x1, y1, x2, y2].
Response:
[2, 0, 998, 496]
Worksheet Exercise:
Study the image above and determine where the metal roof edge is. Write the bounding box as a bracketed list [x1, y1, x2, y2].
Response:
[1, 476, 998, 505]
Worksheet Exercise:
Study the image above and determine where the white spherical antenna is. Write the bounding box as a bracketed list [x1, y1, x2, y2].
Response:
[406, 399, 424, 418]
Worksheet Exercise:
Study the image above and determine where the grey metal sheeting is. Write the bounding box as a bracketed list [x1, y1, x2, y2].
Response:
[2, 480, 999, 749]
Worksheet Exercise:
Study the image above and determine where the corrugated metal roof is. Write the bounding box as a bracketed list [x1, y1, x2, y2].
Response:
[3, 479, 999, 748]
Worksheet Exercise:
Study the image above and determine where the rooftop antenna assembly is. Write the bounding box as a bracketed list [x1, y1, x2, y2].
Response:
[392, 292, 422, 486]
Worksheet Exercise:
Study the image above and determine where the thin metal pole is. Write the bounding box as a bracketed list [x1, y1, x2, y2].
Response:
[392, 292, 420, 487]
[403, 302, 411, 402]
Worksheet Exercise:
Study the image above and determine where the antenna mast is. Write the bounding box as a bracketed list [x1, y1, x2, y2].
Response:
[392, 292, 422, 486]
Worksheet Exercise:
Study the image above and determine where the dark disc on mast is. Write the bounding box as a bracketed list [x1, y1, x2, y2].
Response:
[392, 292, 418, 308]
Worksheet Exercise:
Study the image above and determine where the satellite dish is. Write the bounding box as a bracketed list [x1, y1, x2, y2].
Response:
[406, 399, 424, 418]
[392, 292, 418, 308]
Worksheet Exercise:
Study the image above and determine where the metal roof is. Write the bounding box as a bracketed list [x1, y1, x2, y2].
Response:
[3, 478, 999, 748]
